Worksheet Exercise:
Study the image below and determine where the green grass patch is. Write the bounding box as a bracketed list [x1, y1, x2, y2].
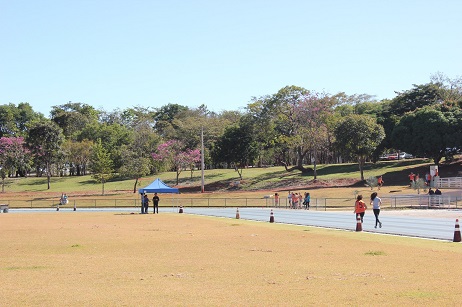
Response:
[399, 291, 440, 299]
[5, 266, 46, 270]
[364, 250, 387, 256]
[1, 157, 456, 195]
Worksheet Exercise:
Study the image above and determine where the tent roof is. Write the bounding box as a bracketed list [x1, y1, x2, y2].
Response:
[138, 178, 179, 194]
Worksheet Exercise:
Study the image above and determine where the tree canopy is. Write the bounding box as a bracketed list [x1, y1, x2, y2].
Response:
[1, 72, 461, 189]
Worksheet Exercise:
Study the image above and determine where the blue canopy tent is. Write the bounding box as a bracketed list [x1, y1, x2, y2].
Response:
[138, 178, 179, 194]
[138, 178, 179, 213]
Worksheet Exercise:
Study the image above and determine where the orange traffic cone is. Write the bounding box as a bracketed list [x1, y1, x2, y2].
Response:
[179, 206, 183, 213]
[269, 209, 274, 223]
[453, 219, 461, 242]
[355, 215, 362, 232]
[235, 208, 240, 219]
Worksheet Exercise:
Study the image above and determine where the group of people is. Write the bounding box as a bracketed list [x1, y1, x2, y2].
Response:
[410, 171, 441, 187]
[142, 193, 160, 214]
[354, 192, 382, 228]
[285, 191, 311, 209]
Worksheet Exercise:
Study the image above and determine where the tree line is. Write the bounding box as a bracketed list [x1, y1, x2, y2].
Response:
[1, 73, 461, 192]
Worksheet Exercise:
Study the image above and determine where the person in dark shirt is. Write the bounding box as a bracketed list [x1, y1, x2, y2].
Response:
[142, 194, 149, 214]
[152, 193, 160, 214]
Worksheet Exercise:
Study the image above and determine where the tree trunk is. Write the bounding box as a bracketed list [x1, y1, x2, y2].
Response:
[313, 148, 318, 180]
[358, 156, 365, 181]
[133, 178, 139, 193]
[46, 161, 51, 189]
[313, 160, 317, 179]
[236, 167, 243, 180]
[294, 146, 312, 173]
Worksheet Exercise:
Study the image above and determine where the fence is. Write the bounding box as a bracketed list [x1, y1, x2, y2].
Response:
[436, 177, 462, 188]
[2, 194, 462, 210]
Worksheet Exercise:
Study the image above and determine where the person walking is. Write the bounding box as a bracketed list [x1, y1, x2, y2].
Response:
[288, 192, 292, 208]
[152, 193, 160, 214]
[408, 172, 415, 186]
[370, 192, 382, 228]
[274, 193, 279, 207]
[143, 194, 149, 214]
[354, 194, 367, 223]
[377, 176, 384, 190]
[292, 192, 299, 209]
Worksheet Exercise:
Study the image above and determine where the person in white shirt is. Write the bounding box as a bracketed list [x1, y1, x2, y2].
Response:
[370, 192, 382, 228]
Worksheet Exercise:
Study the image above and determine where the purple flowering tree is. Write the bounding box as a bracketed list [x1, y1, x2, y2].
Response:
[152, 140, 200, 185]
[293, 92, 333, 177]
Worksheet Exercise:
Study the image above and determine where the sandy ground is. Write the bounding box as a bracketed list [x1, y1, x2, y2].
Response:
[1, 212, 462, 306]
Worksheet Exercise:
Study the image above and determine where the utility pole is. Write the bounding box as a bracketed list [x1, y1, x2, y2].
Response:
[201, 127, 205, 193]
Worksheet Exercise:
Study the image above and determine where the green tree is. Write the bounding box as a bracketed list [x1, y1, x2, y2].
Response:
[118, 122, 161, 192]
[249, 86, 336, 173]
[0, 102, 43, 137]
[430, 72, 462, 107]
[62, 139, 93, 175]
[26, 120, 65, 189]
[78, 122, 133, 170]
[334, 114, 385, 181]
[211, 124, 259, 180]
[119, 148, 152, 193]
[389, 83, 442, 116]
[89, 139, 113, 195]
[391, 106, 461, 165]
[153, 103, 189, 138]
[51, 102, 99, 140]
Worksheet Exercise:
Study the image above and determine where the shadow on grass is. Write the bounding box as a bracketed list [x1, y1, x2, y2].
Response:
[17, 176, 69, 186]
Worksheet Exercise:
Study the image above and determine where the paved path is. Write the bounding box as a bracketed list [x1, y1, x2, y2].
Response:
[180, 207, 462, 242]
[5, 207, 462, 241]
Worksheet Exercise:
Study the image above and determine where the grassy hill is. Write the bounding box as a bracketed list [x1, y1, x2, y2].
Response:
[2, 157, 461, 198]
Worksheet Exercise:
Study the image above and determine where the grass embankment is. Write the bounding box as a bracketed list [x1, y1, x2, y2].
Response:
[1, 157, 460, 203]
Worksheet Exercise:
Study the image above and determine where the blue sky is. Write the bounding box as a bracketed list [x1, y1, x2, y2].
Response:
[1, 0, 461, 116]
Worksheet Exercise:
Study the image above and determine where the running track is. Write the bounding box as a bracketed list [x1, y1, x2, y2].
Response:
[180, 207, 462, 242]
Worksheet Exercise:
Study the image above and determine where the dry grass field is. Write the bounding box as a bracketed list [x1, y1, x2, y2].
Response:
[1, 212, 462, 306]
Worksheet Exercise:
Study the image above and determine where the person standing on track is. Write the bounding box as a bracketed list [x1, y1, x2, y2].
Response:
[143, 194, 149, 214]
[370, 192, 382, 228]
[354, 194, 367, 223]
[274, 193, 279, 207]
[152, 193, 160, 214]
[303, 192, 310, 210]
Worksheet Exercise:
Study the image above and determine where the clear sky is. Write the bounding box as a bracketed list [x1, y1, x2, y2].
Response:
[1, 0, 461, 117]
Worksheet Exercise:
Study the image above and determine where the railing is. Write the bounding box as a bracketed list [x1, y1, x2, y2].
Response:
[436, 177, 462, 188]
[2, 195, 461, 210]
